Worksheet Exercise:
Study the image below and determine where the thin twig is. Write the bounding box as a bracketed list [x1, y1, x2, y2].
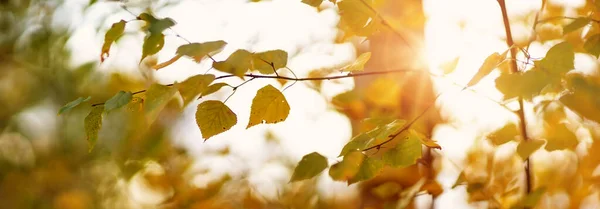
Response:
[224, 78, 256, 103]
[497, 0, 532, 197]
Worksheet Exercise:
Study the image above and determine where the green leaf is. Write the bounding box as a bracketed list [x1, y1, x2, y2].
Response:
[177, 41, 227, 62]
[138, 13, 176, 34]
[487, 123, 519, 146]
[338, 0, 381, 37]
[544, 122, 578, 151]
[339, 133, 371, 157]
[58, 96, 91, 115]
[85, 106, 104, 152]
[537, 42, 574, 75]
[495, 68, 556, 100]
[290, 152, 328, 182]
[302, 0, 323, 7]
[516, 139, 545, 159]
[252, 50, 288, 74]
[329, 151, 364, 182]
[452, 172, 466, 189]
[247, 84, 290, 128]
[143, 84, 177, 124]
[563, 17, 590, 34]
[560, 74, 600, 123]
[340, 52, 371, 72]
[466, 51, 506, 87]
[104, 91, 133, 112]
[382, 132, 422, 167]
[365, 119, 406, 147]
[212, 49, 253, 78]
[584, 34, 600, 58]
[511, 187, 546, 209]
[141, 33, 165, 62]
[195, 100, 237, 140]
[175, 74, 216, 106]
[201, 82, 230, 97]
[348, 156, 383, 184]
[101, 20, 126, 62]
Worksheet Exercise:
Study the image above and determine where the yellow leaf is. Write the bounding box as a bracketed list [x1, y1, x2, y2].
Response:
[212, 49, 253, 78]
[537, 42, 574, 75]
[439, 56, 460, 74]
[247, 84, 290, 128]
[563, 17, 590, 34]
[544, 122, 578, 151]
[487, 123, 519, 146]
[329, 151, 364, 182]
[560, 74, 600, 123]
[177, 41, 227, 62]
[467, 51, 506, 87]
[302, 0, 323, 7]
[252, 50, 288, 74]
[195, 100, 237, 140]
[85, 106, 104, 152]
[175, 74, 216, 106]
[143, 84, 177, 124]
[409, 129, 441, 149]
[584, 34, 600, 58]
[338, 0, 381, 37]
[340, 52, 371, 72]
[101, 20, 126, 62]
[382, 133, 422, 167]
[141, 33, 165, 62]
[516, 139, 545, 159]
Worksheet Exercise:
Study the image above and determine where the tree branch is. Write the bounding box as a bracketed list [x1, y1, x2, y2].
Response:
[497, 0, 532, 196]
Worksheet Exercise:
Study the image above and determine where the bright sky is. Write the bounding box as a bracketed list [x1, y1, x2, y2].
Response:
[44, 0, 590, 207]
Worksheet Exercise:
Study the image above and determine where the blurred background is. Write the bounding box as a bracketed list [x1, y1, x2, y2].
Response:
[1, 0, 600, 208]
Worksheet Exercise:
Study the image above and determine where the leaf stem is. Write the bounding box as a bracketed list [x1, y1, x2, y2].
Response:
[497, 0, 532, 197]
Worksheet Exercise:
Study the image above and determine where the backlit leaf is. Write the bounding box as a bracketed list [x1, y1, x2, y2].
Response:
[339, 133, 370, 157]
[252, 50, 288, 74]
[348, 156, 383, 184]
[101, 20, 126, 62]
[302, 0, 323, 7]
[201, 82, 230, 97]
[487, 123, 519, 146]
[338, 0, 381, 37]
[365, 119, 406, 148]
[138, 13, 176, 34]
[177, 41, 227, 62]
[290, 152, 328, 182]
[584, 34, 600, 58]
[410, 129, 441, 149]
[544, 122, 578, 151]
[495, 68, 556, 100]
[143, 84, 177, 124]
[563, 17, 589, 34]
[466, 52, 506, 87]
[560, 74, 600, 123]
[329, 151, 364, 182]
[104, 91, 132, 112]
[195, 100, 237, 140]
[382, 132, 422, 167]
[141, 33, 165, 62]
[452, 172, 466, 189]
[212, 49, 253, 78]
[247, 84, 290, 128]
[85, 106, 103, 152]
[537, 42, 574, 75]
[517, 139, 545, 159]
[58, 96, 91, 115]
[340, 52, 371, 72]
[176, 74, 216, 106]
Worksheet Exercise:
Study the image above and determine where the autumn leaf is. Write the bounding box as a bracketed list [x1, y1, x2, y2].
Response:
[252, 50, 288, 74]
[371, 182, 401, 199]
[58, 96, 91, 115]
[563, 17, 589, 34]
[382, 132, 422, 167]
[340, 52, 371, 72]
[495, 68, 556, 100]
[466, 51, 506, 87]
[201, 82, 230, 97]
[101, 20, 126, 62]
[339, 133, 370, 157]
[536, 41, 574, 75]
[330, 151, 382, 184]
[560, 74, 600, 123]
[212, 49, 253, 78]
[247, 84, 290, 128]
[104, 91, 132, 112]
[141, 33, 165, 62]
[452, 172, 467, 189]
[290, 152, 328, 182]
[544, 122, 578, 151]
[584, 34, 600, 58]
[348, 156, 383, 184]
[143, 84, 177, 124]
[410, 129, 441, 149]
[487, 123, 519, 146]
[338, 0, 381, 37]
[175, 74, 216, 106]
[138, 13, 176, 34]
[511, 187, 546, 209]
[516, 139, 545, 159]
[302, 0, 323, 7]
[177, 41, 227, 62]
[195, 100, 237, 140]
[85, 106, 104, 152]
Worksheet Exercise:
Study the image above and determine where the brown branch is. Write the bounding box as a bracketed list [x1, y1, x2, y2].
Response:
[497, 0, 532, 197]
